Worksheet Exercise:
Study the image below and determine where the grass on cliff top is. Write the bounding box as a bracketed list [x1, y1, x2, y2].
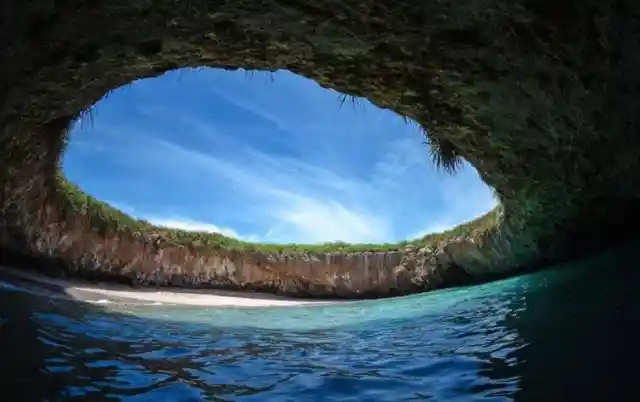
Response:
[55, 174, 497, 254]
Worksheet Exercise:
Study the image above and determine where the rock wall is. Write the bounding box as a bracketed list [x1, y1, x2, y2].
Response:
[3, 0, 640, 298]
[2, 179, 486, 298]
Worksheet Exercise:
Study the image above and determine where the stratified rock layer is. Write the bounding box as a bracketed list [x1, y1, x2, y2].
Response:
[2, 0, 640, 297]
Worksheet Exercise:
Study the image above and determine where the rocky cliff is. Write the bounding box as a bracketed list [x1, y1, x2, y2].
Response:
[2, 121, 508, 298]
[2, 170, 496, 298]
[2, 0, 640, 298]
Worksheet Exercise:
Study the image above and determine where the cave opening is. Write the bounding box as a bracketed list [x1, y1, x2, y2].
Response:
[60, 67, 496, 250]
[4, 0, 636, 296]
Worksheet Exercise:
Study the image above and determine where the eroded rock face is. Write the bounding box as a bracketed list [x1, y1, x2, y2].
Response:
[4, 192, 477, 298]
[0, 129, 498, 297]
[2, 0, 640, 297]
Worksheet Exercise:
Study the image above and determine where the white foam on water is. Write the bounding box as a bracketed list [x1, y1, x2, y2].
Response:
[87, 299, 112, 304]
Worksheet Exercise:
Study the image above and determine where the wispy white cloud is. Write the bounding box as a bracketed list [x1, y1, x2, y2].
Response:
[104, 200, 250, 240]
[67, 68, 496, 245]
[145, 217, 241, 239]
[258, 192, 390, 244]
[136, 139, 391, 243]
[130, 135, 493, 243]
[407, 170, 498, 239]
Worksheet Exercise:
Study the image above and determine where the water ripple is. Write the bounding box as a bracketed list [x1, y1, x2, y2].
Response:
[3, 242, 640, 400]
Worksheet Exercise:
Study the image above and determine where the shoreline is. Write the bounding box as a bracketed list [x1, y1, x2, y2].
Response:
[0, 266, 348, 308]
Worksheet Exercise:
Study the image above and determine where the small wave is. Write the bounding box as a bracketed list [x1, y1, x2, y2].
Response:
[110, 300, 165, 306]
[87, 299, 113, 305]
[0, 280, 27, 293]
[0, 279, 70, 301]
[82, 299, 169, 307]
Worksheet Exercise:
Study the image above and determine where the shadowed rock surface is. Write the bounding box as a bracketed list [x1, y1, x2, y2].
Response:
[2, 0, 640, 297]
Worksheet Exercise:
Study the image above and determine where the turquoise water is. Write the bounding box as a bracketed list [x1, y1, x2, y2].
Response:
[1, 243, 639, 401]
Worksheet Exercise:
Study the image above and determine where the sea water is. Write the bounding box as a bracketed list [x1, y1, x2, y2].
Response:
[1, 241, 639, 401]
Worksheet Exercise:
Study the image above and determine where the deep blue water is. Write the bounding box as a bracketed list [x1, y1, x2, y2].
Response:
[1, 242, 639, 401]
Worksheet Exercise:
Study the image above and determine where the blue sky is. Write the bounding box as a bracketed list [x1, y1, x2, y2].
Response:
[62, 68, 495, 244]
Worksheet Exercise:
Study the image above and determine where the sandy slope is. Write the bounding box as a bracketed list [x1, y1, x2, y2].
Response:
[0, 266, 345, 307]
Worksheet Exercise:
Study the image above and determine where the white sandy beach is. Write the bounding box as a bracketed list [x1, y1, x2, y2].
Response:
[0, 266, 344, 308]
